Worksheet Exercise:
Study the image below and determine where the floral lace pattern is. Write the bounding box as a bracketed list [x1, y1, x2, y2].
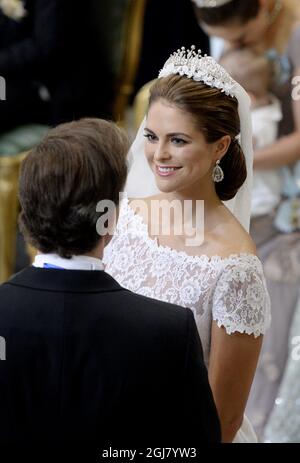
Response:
[104, 198, 271, 365]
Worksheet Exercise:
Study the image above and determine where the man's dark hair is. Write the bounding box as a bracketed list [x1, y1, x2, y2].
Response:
[19, 118, 129, 258]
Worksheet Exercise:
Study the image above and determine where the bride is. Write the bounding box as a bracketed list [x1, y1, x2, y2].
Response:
[103, 46, 271, 442]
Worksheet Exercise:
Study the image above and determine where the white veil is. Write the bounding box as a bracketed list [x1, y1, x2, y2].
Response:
[126, 64, 253, 232]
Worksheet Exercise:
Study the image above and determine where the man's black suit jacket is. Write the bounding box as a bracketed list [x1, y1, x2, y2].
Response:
[0, 267, 220, 446]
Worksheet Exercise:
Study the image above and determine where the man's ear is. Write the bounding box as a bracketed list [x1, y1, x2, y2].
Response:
[213, 135, 232, 162]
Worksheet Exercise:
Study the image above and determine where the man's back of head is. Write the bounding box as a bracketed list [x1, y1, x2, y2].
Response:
[19, 118, 129, 258]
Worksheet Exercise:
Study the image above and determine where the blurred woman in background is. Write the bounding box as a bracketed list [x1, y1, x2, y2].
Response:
[192, 0, 300, 441]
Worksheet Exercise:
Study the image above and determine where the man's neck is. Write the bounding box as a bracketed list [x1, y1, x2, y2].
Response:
[81, 240, 105, 260]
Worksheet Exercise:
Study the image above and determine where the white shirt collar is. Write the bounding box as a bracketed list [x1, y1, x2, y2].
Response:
[33, 254, 104, 271]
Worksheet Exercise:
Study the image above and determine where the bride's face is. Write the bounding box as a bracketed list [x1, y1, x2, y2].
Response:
[144, 99, 218, 195]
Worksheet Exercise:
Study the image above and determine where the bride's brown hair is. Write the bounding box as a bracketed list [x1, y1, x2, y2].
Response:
[194, 0, 259, 25]
[149, 74, 247, 201]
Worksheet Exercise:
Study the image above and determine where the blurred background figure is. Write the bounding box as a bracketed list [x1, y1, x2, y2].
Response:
[133, 0, 209, 95]
[0, 0, 114, 133]
[0, 0, 209, 138]
[220, 47, 284, 438]
[192, 0, 300, 442]
[264, 295, 300, 442]
[219, 48, 283, 219]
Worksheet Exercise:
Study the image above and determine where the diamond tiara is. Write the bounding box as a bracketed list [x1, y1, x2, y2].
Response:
[192, 0, 233, 7]
[158, 46, 237, 97]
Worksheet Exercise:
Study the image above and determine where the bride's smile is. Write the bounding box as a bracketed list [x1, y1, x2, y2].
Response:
[144, 99, 229, 197]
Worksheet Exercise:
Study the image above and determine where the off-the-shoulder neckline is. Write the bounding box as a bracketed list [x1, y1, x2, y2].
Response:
[121, 196, 261, 266]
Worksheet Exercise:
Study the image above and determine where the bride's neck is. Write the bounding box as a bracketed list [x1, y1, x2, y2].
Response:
[164, 183, 222, 210]
[162, 187, 223, 225]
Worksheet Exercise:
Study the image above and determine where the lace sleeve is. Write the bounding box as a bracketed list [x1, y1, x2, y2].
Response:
[212, 256, 271, 338]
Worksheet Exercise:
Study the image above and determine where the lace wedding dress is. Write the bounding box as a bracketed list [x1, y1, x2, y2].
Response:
[103, 197, 271, 442]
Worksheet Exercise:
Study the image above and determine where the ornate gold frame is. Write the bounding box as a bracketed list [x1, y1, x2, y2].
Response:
[0, 152, 26, 283]
[113, 0, 147, 124]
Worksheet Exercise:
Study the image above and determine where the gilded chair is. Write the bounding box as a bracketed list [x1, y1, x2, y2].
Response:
[91, 0, 146, 124]
[0, 152, 26, 283]
[113, 0, 147, 124]
[0, 124, 48, 283]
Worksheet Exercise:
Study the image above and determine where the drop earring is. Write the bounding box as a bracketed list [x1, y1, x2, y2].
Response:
[212, 160, 224, 182]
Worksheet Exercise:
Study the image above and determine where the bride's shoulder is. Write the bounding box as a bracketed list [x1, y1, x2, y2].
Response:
[211, 208, 257, 258]
[226, 224, 256, 256]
